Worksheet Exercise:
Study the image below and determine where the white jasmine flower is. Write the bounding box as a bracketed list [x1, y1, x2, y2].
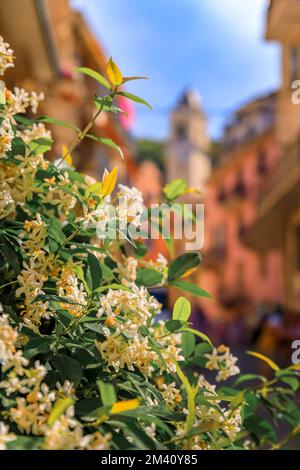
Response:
[205, 345, 240, 382]
[57, 264, 87, 318]
[117, 184, 144, 228]
[159, 381, 181, 408]
[0, 314, 18, 364]
[0, 36, 14, 75]
[18, 123, 51, 144]
[0, 422, 16, 450]
[0, 186, 15, 219]
[0, 117, 14, 157]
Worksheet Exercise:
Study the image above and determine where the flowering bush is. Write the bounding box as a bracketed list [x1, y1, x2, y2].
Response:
[0, 36, 300, 451]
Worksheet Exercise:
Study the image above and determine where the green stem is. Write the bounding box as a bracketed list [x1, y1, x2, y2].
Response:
[54, 229, 80, 256]
[271, 423, 300, 450]
[56, 298, 93, 342]
[0, 280, 19, 290]
[57, 103, 105, 169]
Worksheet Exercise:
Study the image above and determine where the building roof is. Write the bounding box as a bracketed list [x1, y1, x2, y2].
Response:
[176, 89, 203, 110]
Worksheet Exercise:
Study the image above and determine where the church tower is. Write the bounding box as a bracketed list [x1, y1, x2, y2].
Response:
[166, 90, 211, 192]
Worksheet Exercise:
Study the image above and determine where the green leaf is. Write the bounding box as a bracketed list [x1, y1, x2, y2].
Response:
[134, 241, 148, 258]
[176, 363, 197, 433]
[244, 415, 276, 443]
[75, 66, 111, 90]
[182, 327, 212, 345]
[34, 115, 81, 132]
[233, 374, 267, 386]
[163, 179, 188, 201]
[98, 380, 117, 407]
[84, 322, 105, 334]
[281, 376, 299, 392]
[86, 134, 124, 159]
[189, 342, 213, 367]
[87, 252, 102, 291]
[48, 397, 75, 427]
[243, 391, 258, 419]
[194, 342, 213, 356]
[94, 95, 123, 114]
[168, 252, 201, 282]
[69, 242, 105, 254]
[230, 391, 244, 410]
[165, 319, 184, 332]
[11, 137, 27, 157]
[28, 137, 53, 155]
[182, 332, 195, 358]
[71, 264, 91, 294]
[246, 350, 280, 371]
[48, 217, 66, 245]
[35, 293, 85, 306]
[7, 435, 43, 450]
[75, 398, 103, 419]
[187, 422, 224, 441]
[172, 280, 212, 299]
[0, 235, 21, 273]
[136, 267, 163, 287]
[93, 283, 130, 294]
[51, 354, 83, 387]
[164, 235, 174, 256]
[110, 415, 157, 450]
[121, 76, 148, 84]
[172, 297, 191, 322]
[24, 336, 53, 359]
[117, 90, 152, 109]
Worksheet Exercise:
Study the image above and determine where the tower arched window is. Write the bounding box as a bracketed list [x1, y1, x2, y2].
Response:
[175, 124, 187, 140]
[257, 150, 267, 175]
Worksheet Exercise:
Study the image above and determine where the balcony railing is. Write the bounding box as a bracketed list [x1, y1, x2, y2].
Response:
[217, 181, 249, 207]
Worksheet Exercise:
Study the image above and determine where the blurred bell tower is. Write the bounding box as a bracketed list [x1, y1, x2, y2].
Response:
[166, 90, 211, 192]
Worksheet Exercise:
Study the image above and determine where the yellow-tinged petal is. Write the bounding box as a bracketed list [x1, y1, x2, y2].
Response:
[48, 397, 75, 427]
[185, 187, 203, 195]
[288, 364, 300, 371]
[106, 57, 123, 86]
[62, 145, 73, 166]
[102, 167, 118, 197]
[246, 351, 279, 371]
[111, 398, 139, 414]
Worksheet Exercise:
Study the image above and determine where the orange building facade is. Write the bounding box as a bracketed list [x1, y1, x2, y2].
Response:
[0, 0, 136, 183]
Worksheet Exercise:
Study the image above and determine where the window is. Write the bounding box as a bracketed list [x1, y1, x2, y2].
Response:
[238, 221, 246, 238]
[257, 150, 267, 175]
[296, 225, 300, 272]
[235, 171, 247, 198]
[218, 187, 227, 203]
[236, 261, 245, 290]
[175, 124, 187, 140]
[259, 253, 268, 277]
[212, 225, 226, 251]
[290, 46, 299, 83]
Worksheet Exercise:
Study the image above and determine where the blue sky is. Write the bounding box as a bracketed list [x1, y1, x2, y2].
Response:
[71, 0, 280, 140]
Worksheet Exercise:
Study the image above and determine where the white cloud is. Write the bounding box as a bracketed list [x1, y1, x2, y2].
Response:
[192, 0, 268, 41]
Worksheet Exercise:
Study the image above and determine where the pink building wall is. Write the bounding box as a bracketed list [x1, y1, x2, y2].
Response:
[197, 134, 284, 321]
